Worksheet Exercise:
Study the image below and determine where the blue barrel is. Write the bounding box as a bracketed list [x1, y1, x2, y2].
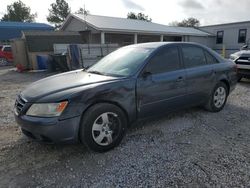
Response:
[36, 55, 48, 70]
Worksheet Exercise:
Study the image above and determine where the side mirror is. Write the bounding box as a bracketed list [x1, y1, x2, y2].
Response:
[241, 45, 248, 50]
[142, 71, 152, 79]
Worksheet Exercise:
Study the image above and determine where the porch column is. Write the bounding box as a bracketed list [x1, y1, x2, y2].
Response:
[134, 33, 138, 44]
[101, 32, 105, 44]
[183, 35, 189, 42]
[182, 36, 186, 42]
[160, 34, 164, 42]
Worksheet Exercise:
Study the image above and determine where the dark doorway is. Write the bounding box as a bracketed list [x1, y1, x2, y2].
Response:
[163, 36, 182, 42]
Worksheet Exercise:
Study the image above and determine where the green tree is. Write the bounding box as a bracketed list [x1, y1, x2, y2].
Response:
[75, 8, 90, 15]
[169, 17, 200, 27]
[47, 0, 71, 28]
[127, 12, 152, 22]
[1, 0, 37, 22]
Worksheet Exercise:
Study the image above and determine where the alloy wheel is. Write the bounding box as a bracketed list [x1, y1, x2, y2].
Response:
[91, 112, 121, 146]
[213, 86, 226, 108]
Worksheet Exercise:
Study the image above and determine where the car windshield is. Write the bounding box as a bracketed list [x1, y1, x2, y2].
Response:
[87, 47, 153, 77]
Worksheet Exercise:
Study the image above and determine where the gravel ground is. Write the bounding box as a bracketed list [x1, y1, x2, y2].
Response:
[0, 67, 250, 187]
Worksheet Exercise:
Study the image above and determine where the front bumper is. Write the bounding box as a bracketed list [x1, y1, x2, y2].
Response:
[238, 68, 250, 78]
[15, 114, 81, 143]
[235, 59, 250, 77]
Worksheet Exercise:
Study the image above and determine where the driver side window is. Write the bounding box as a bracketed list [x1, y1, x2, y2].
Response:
[145, 46, 181, 74]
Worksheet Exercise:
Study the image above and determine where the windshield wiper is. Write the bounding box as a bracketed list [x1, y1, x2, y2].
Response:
[82, 65, 90, 71]
[87, 70, 104, 75]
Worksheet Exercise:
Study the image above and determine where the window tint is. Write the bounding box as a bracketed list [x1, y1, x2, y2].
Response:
[145, 46, 180, 74]
[216, 31, 224, 44]
[238, 29, 247, 43]
[182, 46, 206, 68]
[204, 50, 218, 64]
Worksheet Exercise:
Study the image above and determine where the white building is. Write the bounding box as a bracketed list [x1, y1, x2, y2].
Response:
[61, 14, 250, 57]
[200, 21, 250, 57]
[60, 14, 212, 46]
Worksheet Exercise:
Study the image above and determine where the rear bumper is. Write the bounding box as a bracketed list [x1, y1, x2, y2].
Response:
[15, 114, 81, 143]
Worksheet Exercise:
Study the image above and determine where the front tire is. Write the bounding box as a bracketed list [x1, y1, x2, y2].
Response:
[80, 103, 127, 152]
[205, 82, 228, 112]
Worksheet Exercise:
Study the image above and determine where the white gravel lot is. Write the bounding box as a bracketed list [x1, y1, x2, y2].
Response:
[0, 67, 250, 187]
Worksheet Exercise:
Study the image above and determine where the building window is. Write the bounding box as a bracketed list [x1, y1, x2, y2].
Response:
[238, 29, 247, 43]
[216, 31, 224, 44]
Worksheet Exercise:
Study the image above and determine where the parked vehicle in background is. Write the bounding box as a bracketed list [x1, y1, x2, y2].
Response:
[230, 40, 250, 81]
[0, 45, 13, 65]
[14, 42, 238, 152]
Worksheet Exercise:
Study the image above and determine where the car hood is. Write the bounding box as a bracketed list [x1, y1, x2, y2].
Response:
[21, 70, 120, 102]
[231, 50, 250, 57]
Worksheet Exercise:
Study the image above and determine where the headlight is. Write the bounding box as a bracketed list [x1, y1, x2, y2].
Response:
[26, 101, 68, 117]
[229, 55, 238, 61]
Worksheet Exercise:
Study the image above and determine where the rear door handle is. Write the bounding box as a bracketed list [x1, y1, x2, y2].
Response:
[210, 70, 216, 77]
[176, 76, 184, 82]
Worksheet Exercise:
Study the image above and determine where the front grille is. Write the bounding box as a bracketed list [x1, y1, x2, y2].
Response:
[238, 57, 249, 61]
[236, 57, 250, 65]
[15, 95, 27, 114]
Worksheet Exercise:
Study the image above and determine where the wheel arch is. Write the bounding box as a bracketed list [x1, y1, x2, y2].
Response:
[219, 79, 230, 93]
[87, 100, 130, 122]
[78, 100, 130, 141]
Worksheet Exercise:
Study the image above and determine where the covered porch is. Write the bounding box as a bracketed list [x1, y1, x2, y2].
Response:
[79, 31, 183, 46]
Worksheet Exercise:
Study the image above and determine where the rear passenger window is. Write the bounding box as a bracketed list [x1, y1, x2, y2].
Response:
[204, 50, 218, 64]
[182, 46, 206, 68]
[146, 46, 180, 74]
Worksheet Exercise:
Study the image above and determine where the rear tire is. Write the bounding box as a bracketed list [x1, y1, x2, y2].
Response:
[80, 103, 127, 152]
[0, 58, 7, 66]
[237, 76, 242, 82]
[205, 82, 228, 112]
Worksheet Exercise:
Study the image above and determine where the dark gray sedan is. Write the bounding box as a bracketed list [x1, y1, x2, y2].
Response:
[14, 42, 237, 152]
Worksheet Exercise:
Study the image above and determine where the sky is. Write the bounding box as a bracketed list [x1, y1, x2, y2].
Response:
[0, 0, 250, 26]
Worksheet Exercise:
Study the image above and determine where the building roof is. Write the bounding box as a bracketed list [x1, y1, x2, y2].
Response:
[0, 21, 54, 41]
[62, 14, 211, 37]
[0, 21, 53, 29]
[201, 20, 250, 28]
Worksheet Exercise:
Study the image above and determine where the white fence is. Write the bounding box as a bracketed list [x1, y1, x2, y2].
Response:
[53, 43, 119, 68]
[53, 44, 69, 54]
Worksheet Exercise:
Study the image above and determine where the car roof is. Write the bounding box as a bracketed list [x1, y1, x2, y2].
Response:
[2, 45, 11, 48]
[124, 42, 204, 49]
[123, 42, 224, 62]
